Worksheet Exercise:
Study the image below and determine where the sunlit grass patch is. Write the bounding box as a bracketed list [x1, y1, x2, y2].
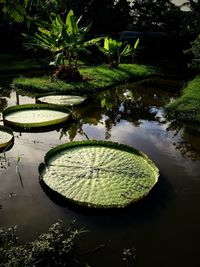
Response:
[13, 64, 154, 94]
[166, 75, 200, 123]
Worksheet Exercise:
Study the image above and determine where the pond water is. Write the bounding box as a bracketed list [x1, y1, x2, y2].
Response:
[0, 76, 200, 267]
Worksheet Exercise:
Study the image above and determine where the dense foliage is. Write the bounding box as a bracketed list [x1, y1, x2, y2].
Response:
[186, 35, 200, 71]
[97, 37, 139, 68]
[1, 0, 199, 34]
[1, 0, 200, 62]
[0, 221, 82, 267]
[23, 9, 98, 81]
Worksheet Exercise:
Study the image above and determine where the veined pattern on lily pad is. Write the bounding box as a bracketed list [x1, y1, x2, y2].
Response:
[39, 141, 159, 208]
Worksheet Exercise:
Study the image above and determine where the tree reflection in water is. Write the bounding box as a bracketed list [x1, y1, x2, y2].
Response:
[58, 80, 200, 161]
[63, 81, 174, 141]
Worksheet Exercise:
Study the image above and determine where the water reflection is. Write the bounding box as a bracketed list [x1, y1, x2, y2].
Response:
[0, 151, 12, 175]
[0, 98, 7, 111]
[166, 121, 200, 160]
[0, 78, 199, 161]
[1, 77, 200, 267]
[66, 82, 175, 142]
[57, 82, 200, 161]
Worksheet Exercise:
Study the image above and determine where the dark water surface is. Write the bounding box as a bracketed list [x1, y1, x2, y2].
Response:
[0, 77, 200, 267]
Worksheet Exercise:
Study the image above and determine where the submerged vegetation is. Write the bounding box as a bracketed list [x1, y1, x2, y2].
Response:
[13, 64, 154, 93]
[166, 75, 200, 123]
[0, 222, 137, 267]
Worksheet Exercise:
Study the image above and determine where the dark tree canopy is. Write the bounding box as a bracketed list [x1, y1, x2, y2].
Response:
[0, 0, 199, 61]
[130, 0, 177, 31]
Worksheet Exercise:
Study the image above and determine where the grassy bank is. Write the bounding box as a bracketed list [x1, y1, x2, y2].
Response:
[13, 64, 154, 94]
[166, 75, 200, 123]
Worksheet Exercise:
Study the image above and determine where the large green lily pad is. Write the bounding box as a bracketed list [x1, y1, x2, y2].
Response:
[0, 125, 14, 151]
[36, 94, 86, 106]
[3, 104, 70, 129]
[39, 141, 159, 208]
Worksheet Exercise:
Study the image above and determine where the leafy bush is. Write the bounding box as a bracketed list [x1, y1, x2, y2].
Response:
[97, 37, 139, 68]
[0, 221, 83, 267]
[186, 35, 200, 71]
[23, 10, 99, 82]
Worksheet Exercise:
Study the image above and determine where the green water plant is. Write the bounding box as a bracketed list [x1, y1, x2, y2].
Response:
[0, 125, 14, 152]
[36, 93, 86, 106]
[123, 247, 136, 267]
[0, 221, 83, 267]
[3, 104, 71, 129]
[39, 140, 159, 208]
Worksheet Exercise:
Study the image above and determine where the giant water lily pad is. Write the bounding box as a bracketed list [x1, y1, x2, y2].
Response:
[36, 94, 86, 106]
[0, 125, 14, 151]
[39, 141, 159, 208]
[3, 104, 70, 129]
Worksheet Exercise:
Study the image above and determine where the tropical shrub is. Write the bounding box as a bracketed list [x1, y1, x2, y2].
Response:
[98, 37, 139, 68]
[23, 10, 98, 82]
[186, 35, 200, 71]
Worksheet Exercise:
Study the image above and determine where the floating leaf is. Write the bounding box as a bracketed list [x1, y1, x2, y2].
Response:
[3, 104, 70, 129]
[36, 94, 86, 106]
[0, 125, 14, 151]
[39, 141, 159, 208]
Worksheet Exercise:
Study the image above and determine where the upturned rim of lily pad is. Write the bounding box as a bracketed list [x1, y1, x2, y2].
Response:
[2, 104, 71, 129]
[39, 140, 159, 209]
[0, 125, 14, 151]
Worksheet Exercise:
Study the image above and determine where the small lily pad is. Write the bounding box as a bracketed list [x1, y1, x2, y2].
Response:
[39, 141, 159, 208]
[36, 94, 86, 106]
[0, 125, 14, 151]
[3, 104, 70, 129]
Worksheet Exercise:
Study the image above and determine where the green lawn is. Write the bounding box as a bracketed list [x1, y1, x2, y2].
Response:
[166, 75, 200, 123]
[13, 64, 154, 94]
